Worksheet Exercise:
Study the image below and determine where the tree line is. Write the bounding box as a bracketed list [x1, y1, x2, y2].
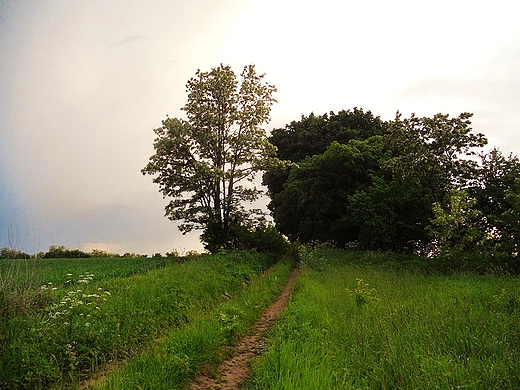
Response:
[264, 109, 520, 257]
[142, 64, 519, 258]
[0, 245, 155, 259]
[5, 64, 517, 259]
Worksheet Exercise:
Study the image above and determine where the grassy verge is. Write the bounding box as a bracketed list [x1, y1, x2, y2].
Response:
[0, 251, 281, 389]
[246, 248, 520, 389]
[93, 257, 294, 389]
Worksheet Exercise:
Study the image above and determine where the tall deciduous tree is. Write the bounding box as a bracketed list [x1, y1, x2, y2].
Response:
[269, 137, 385, 246]
[265, 109, 491, 253]
[142, 64, 277, 252]
[499, 179, 520, 256]
[263, 108, 387, 245]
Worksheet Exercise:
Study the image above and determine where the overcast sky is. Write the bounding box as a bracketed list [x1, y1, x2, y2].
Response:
[1, 0, 520, 255]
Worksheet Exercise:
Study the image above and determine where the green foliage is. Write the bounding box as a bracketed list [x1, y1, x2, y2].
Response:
[44, 245, 90, 258]
[267, 108, 386, 163]
[497, 178, 520, 255]
[0, 247, 30, 259]
[429, 190, 485, 257]
[493, 288, 520, 315]
[234, 222, 292, 255]
[89, 249, 119, 258]
[349, 175, 431, 252]
[265, 109, 386, 247]
[466, 148, 520, 255]
[0, 259, 46, 320]
[142, 64, 278, 252]
[265, 108, 500, 256]
[346, 278, 379, 308]
[218, 306, 243, 342]
[385, 112, 487, 205]
[270, 138, 384, 246]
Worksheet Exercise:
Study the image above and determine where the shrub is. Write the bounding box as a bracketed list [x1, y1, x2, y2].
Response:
[0, 247, 30, 259]
[44, 245, 90, 259]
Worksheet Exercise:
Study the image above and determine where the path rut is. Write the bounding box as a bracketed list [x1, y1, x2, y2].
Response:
[189, 266, 299, 390]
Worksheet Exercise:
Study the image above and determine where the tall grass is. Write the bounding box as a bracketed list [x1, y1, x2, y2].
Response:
[0, 256, 184, 325]
[0, 251, 280, 389]
[95, 257, 294, 389]
[247, 249, 520, 389]
[0, 258, 45, 317]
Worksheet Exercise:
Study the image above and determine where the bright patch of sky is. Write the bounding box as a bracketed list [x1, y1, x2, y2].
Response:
[1, 0, 519, 254]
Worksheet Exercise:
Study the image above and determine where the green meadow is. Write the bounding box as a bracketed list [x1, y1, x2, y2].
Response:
[246, 248, 520, 389]
[0, 251, 293, 389]
[2, 248, 519, 389]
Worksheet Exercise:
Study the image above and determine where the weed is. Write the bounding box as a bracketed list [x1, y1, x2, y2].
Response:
[0, 258, 45, 317]
[299, 245, 330, 271]
[41, 273, 111, 331]
[218, 307, 242, 342]
[346, 278, 379, 308]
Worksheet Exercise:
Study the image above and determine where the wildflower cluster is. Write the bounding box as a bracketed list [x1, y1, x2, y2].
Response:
[299, 244, 331, 271]
[41, 273, 111, 326]
[40, 282, 58, 292]
[78, 272, 94, 284]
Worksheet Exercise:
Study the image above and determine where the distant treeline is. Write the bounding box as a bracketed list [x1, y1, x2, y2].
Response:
[0, 245, 181, 259]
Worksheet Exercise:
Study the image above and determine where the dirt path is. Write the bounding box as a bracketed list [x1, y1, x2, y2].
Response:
[189, 266, 299, 390]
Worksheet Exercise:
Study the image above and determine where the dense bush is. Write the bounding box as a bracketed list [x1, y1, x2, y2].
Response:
[238, 223, 292, 255]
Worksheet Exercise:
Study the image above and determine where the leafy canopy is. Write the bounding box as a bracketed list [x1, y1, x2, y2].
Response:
[265, 109, 497, 254]
[142, 64, 278, 252]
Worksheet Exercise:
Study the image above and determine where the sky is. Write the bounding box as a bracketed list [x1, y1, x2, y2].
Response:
[1, 0, 520, 255]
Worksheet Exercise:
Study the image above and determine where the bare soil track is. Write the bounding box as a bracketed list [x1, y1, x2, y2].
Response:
[189, 266, 299, 390]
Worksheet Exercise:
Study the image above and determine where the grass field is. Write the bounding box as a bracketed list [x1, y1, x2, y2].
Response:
[2, 248, 519, 389]
[246, 248, 520, 389]
[0, 255, 181, 288]
[0, 251, 291, 389]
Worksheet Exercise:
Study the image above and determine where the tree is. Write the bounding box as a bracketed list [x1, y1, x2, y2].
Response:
[265, 109, 490, 253]
[499, 179, 520, 256]
[466, 148, 520, 252]
[0, 247, 30, 259]
[263, 109, 387, 245]
[264, 109, 386, 206]
[428, 190, 485, 257]
[384, 112, 487, 206]
[44, 245, 90, 258]
[142, 65, 277, 252]
[348, 175, 432, 252]
[269, 138, 384, 246]
[267, 108, 386, 163]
